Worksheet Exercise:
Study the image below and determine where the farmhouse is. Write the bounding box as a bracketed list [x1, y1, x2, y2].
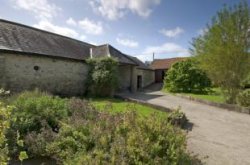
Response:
[151, 57, 186, 83]
[0, 19, 154, 96]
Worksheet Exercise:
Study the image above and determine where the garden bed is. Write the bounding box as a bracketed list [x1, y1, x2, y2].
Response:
[1, 90, 197, 165]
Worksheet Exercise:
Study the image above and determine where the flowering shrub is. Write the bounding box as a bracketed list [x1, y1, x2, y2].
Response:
[0, 102, 11, 164]
[10, 90, 68, 135]
[7, 90, 68, 157]
[47, 111, 191, 164]
[46, 99, 192, 164]
[4, 91, 196, 164]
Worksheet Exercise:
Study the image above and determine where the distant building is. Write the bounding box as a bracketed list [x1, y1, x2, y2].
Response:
[150, 57, 186, 83]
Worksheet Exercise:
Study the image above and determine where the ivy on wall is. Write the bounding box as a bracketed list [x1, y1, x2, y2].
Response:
[86, 57, 119, 97]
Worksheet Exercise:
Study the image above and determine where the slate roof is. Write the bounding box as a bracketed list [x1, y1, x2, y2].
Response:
[0, 19, 95, 61]
[107, 45, 137, 65]
[0, 19, 145, 66]
[150, 57, 187, 70]
[91, 44, 137, 65]
[125, 55, 153, 70]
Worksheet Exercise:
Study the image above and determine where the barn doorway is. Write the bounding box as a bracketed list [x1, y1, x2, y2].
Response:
[155, 70, 165, 83]
[137, 75, 142, 89]
[162, 70, 165, 81]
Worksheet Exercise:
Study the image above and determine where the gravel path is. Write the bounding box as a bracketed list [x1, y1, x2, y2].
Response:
[118, 87, 250, 165]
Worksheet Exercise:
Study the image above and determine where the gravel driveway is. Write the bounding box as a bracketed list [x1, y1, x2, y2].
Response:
[118, 87, 250, 165]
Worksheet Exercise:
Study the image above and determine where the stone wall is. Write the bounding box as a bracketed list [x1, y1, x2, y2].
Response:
[136, 69, 155, 88]
[117, 66, 155, 92]
[118, 65, 132, 91]
[0, 53, 155, 95]
[0, 53, 89, 96]
[0, 56, 6, 88]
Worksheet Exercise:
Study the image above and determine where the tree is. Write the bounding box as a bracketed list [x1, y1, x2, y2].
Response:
[191, 1, 250, 103]
[164, 59, 211, 93]
[86, 57, 118, 97]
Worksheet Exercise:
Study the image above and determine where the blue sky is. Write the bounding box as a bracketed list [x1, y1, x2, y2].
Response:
[0, 0, 245, 61]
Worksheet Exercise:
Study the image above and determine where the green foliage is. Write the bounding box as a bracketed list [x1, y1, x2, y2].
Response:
[167, 108, 187, 128]
[10, 90, 68, 135]
[17, 131, 29, 163]
[191, 1, 250, 103]
[7, 90, 68, 156]
[4, 91, 195, 164]
[19, 151, 28, 163]
[0, 102, 12, 164]
[241, 73, 250, 89]
[164, 59, 211, 93]
[24, 127, 56, 157]
[236, 89, 250, 108]
[47, 110, 191, 165]
[86, 57, 119, 97]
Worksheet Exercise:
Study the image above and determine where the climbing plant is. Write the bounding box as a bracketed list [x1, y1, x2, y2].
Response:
[86, 57, 119, 97]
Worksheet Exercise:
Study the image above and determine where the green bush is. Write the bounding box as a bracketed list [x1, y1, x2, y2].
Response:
[168, 108, 187, 128]
[241, 74, 250, 89]
[10, 90, 68, 135]
[86, 57, 118, 97]
[236, 89, 250, 108]
[7, 90, 68, 156]
[47, 109, 192, 164]
[4, 91, 195, 164]
[24, 127, 56, 157]
[0, 102, 12, 164]
[164, 59, 211, 93]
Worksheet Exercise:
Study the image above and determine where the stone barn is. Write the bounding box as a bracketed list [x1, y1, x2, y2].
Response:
[126, 56, 155, 90]
[0, 19, 154, 95]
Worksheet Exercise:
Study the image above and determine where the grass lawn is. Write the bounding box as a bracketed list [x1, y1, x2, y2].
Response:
[184, 92, 225, 103]
[164, 88, 225, 103]
[90, 98, 164, 116]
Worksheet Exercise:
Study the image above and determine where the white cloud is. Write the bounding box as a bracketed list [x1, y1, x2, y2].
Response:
[66, 17, 77, 26]
[159, 27, 184, 38]
[78, 18, 103, 35]
[33, 20, 79, 38]
[116, 37, 138, 48]
[143, 42, 189, 55]
[135, 54, 154, 62]
[90, 0, 161, 20]
[79, 35, 87, 41]
[137, 42, 189, 61]
[11, 0, 61, 20]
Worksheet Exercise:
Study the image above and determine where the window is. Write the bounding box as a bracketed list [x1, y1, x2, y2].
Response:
[34, 66, 40, 71]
